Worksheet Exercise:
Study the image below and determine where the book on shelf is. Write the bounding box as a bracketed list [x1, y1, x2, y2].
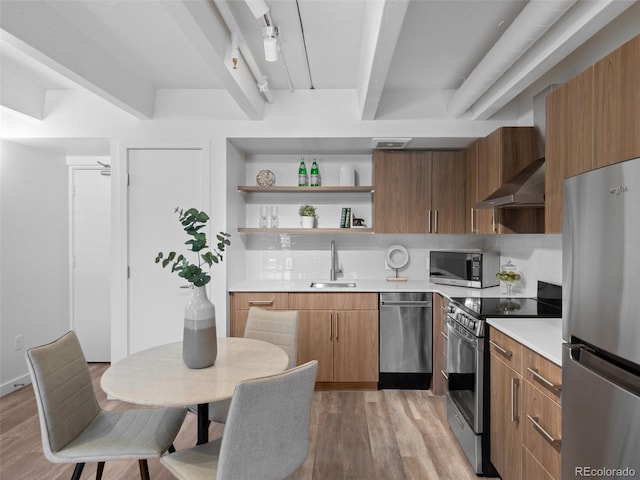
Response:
[340, 208, 351, 228]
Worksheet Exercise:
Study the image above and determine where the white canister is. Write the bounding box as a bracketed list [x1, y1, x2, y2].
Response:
[339, 165, 355, 186]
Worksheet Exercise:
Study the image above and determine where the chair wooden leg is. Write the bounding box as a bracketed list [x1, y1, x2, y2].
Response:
[96, 461, 105, 479]
[138, 459, 150, 480]
[71, 463, 85, 480]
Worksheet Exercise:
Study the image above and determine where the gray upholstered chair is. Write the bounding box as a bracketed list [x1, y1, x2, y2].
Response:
[189, 307, 298, 424]
[161, 360, 318, 480]
[26, 331, 187, 480]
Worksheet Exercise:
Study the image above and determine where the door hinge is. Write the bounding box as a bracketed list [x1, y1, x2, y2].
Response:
[126, 174, 130, 186]
[127, 266, 130, 278]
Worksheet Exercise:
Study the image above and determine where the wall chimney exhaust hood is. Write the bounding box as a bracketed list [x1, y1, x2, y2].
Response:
[476, 158, 546, 208]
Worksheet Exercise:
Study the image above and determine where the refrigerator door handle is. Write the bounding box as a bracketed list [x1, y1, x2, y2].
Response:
[565, 343, 640, 397]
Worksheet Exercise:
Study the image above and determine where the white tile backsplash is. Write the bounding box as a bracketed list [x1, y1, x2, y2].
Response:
[242, 233, 562, 294]
[486, 234, 562, 295]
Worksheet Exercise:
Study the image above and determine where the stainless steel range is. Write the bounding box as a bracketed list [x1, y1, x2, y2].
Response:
[445, 283, 562, 476]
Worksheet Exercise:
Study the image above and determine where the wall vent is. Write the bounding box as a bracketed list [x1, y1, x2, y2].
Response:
[371, 137, 412, 149]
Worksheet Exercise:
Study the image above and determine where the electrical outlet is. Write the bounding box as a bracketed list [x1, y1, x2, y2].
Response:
[14, 334, 24, 351]
[285, 257, 294, 270]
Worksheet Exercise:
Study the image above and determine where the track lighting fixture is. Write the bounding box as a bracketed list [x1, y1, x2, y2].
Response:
[262, 25, 279, 62]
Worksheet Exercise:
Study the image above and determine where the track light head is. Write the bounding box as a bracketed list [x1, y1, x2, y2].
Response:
[262, 25, 279, 62]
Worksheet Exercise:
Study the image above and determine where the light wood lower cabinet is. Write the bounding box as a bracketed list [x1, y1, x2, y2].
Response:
[229, 292, 289, 337]
[489, 327, 562, 480]
[290, 293, 378, 386]
[231, 292, 379, 387]
[490, 347, 523, 480]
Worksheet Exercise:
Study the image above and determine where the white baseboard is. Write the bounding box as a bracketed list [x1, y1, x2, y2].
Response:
[0, 373, 31, 397]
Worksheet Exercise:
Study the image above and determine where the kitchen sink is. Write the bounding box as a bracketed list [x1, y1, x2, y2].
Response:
[309, 282, 357, 288]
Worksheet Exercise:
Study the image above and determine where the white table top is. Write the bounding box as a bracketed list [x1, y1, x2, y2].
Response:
[101, 337, 290, 407]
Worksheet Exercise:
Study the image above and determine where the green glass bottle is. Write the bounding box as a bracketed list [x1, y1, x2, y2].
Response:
[310, 157, 319, 187]
[298, 157, 308, 187]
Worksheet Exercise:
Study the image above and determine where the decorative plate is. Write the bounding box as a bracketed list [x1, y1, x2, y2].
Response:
[256, 169, 276, 186]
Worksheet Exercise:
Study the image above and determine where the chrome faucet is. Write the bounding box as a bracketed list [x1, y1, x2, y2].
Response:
[330, 240, 343, 281]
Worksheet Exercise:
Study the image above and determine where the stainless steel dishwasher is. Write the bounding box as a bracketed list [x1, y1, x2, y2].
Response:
[379, 292, 433, 389]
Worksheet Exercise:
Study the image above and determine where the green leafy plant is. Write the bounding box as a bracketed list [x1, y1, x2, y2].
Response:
[298, 204, 317, 217]
[155, 207, 231, 287]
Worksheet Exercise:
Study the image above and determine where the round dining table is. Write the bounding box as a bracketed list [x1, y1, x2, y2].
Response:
[101, 337, 289, 445]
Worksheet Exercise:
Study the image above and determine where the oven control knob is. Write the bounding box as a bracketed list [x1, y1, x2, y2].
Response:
[469, 320, 476, 330]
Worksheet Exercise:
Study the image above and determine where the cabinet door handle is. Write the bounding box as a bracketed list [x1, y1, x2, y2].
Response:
[329, 313, 333, 341]
[489, 340, 513, 360]
[434, 210, 439, 233]
[335, 313, 339, 341]
[527, 367, 561, 393]
[470, 207, 475, 233]
[510, 377, 519, 423]
[492, 208, 496, 233]
[441, 370, 449, 380]
[527, 415, 561, 447]
[440, 331, 448, 340]
[427, 210, 432, 233]
[248, 300, 274, 306]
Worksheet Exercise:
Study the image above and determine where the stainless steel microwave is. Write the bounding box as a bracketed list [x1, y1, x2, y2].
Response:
[429, 251, 499, 289]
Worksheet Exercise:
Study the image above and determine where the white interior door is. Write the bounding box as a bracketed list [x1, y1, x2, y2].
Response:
[127, 147, 209, 354]
[71, 167, 111, 361]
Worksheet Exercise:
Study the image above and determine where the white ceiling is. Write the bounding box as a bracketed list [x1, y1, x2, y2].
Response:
[1, 0, 638, 150]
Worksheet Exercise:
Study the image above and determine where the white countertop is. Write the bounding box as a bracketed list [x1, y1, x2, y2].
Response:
[229, 279, 562, 366]
[487, 317, 563, 366]
[230, 278, 506, 297]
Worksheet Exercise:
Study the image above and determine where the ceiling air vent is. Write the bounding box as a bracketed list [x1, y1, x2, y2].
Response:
[371, 137, 412, 149]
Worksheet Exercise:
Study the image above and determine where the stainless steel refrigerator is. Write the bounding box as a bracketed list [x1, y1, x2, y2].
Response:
[562, 156, 640, 479]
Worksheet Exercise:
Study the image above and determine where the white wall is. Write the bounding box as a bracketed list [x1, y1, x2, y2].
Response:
[0, 140, 69, 395]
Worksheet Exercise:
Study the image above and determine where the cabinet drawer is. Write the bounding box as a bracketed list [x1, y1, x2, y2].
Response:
[231, 292, 288, 310]
[523, 348, 562, 403]
[289, 293, 378, 310]
[489, 328, 523, 374]
[522, 446, 555, 480]
[523, 382, 561, 480]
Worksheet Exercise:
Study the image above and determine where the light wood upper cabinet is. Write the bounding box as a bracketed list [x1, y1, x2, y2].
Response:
[594, 34, 640, 169]
[373, 150, 431, 233]
[545, 34, 640, 233]
[475, 127, 544, 234]
[545, 67, 595, 233]
[465, 141, 479, 234]
[373, 150, 465, 234]
[431, 151, 466, 234]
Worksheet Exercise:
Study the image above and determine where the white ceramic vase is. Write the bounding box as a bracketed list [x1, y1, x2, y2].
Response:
[300, 216, 315, 228]
[183, 285, 217, 369]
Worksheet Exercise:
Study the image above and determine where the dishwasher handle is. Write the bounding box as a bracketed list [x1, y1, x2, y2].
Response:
[380, 300, 433, 307]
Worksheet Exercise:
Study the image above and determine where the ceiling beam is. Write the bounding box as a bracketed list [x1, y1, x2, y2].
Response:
[0, 1, 156, 120]
[161, 0, 265, 121]
[0, 61, 45, 120]
[471, 0, 637, 120]
[447, 0, 577, 119]
[357, 0, 410, 120]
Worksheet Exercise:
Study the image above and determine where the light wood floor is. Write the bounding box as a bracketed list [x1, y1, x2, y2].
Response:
[0, 363, 492, 480]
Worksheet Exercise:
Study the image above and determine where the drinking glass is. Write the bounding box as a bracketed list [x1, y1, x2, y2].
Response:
[269, 206, 279, 228]
[259, 206, 269, 228]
